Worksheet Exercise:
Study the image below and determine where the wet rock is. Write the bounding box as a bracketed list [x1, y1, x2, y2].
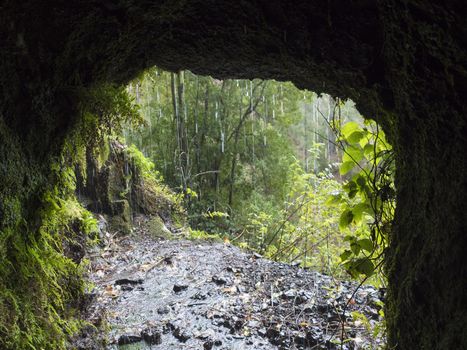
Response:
[115, 278, 143, 285]
[173, 284, 188, 293]
[157, 305, 171, 314]
[117, 334, 142, 345]
[173, 327, 190, 342]
[97, 214, 108, 237]
[280, 289, 309, 304]
[212, 275, 228, 285]
[203, 340, 214, 350]
[82, 234, 385, 349]
[191, 291, 208, 300]
[294, 330, 319, 347]
[141, 327, 162, 345]
[266, 328, 282, 345]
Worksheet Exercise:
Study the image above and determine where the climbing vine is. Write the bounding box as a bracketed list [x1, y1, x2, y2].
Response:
[331, 117, 395, 280]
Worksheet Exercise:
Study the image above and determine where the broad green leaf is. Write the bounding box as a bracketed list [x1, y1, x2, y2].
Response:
[343, 181, 358, 198]
[340, 161, 355, 175]
[347, 131, 365, 144]
[343, 146, 364, 164]
[358, 238, 373, 253]
[348, 188, 358, 199]
[350, 242, 361, 255]
[343, 180, 357, 192]
[354, 258, 375, 277]
[340, 250, 352, 261]
[356, 175, 367, 188]
[326, 193, 342, 205]
[339, 209, 354, 230]
[341, 121, 360, 139]
[352, 202, 371, 222]
[363, 143, 375, 159]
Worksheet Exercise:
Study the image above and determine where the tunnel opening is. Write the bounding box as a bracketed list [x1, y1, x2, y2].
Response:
[1, 2, 466, 349]
[119, 68, 394, 281]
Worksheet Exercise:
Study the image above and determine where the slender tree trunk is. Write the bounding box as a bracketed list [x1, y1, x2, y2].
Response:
[177, 71, 189, 190]
[194, 77, 200, 178]
[199, 83, 209, 175]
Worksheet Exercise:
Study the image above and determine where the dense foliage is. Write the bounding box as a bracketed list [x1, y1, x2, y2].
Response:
[125, 69, 394, 282]
[0, 84, 141, 349]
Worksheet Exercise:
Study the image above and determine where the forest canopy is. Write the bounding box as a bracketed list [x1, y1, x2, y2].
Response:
[124, 68, 395, 282]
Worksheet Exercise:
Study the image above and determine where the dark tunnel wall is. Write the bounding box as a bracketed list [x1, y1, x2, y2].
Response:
[1, 1, 466, 348]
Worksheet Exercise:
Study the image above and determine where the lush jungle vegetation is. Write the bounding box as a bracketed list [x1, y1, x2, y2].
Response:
[125, 68, 395, 284]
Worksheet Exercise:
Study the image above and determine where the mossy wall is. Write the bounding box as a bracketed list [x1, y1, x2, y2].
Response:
[77, 140, 184, 234]
[1, 1, 466, 348]
[381, 2, 467, 348]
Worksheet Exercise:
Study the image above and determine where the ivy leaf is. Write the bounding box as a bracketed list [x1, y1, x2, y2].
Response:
[339, 209, 354, 230]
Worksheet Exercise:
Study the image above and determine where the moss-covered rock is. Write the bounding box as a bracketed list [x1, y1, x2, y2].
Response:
[108, 199, 132, 234]
[147, 215, 172, 239]
[78, 139, 184, 236]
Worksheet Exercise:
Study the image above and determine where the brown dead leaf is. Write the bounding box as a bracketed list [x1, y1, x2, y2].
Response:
[103, 285, 119, 298]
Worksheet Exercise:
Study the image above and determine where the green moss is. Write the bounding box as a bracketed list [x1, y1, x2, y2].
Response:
[0, 160, 97, 349]
[124, 143, 185, 220]
[126, 144, 162, 181]
[109, 199, 132, 234]
[187, 228, 222, 242]
[147, 215, 172, 239]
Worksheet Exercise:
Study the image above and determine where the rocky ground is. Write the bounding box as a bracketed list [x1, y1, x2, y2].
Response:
[74, 216, 385, 350]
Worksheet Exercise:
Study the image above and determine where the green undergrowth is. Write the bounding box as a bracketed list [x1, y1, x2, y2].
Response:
[0, 83, 136, 349]
[0, 156, 98, 349]
[126, 144, 183, 212]
[125, 143, 185, 223]
[187, 228, 223, 242]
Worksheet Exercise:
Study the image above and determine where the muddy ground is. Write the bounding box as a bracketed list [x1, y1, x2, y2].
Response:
[74, 216, 385, 350]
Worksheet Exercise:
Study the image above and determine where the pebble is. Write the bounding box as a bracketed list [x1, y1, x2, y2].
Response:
[82, 234, 385, 349]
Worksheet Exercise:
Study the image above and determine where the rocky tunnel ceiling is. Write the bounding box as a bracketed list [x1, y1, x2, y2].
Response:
[1, 1, 466, 349]
[2, 1, 389, 135]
